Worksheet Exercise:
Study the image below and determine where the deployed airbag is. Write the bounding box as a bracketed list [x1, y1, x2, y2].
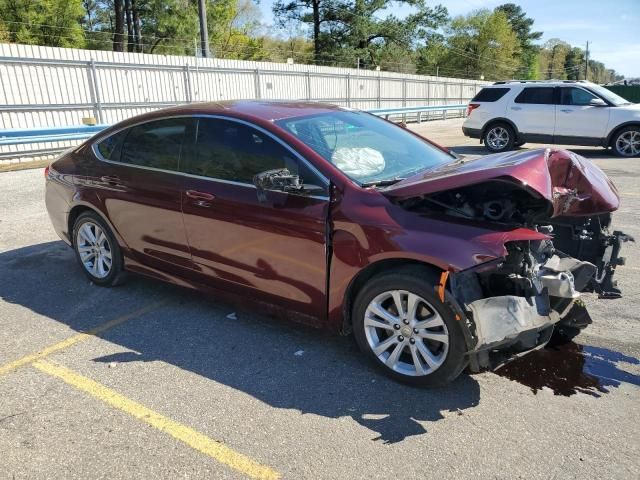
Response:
[331, 147, 385, 178]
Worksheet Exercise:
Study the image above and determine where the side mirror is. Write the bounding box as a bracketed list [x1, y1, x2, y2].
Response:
[589, 98, 607, 107]
[253, 168, 324, 201]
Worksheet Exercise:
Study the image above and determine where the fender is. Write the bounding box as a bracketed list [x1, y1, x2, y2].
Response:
[606, 121, 640, 146]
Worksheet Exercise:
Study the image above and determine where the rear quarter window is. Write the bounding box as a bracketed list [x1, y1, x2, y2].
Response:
[471, 88, 510, 102]
[95, 130, 127, 161]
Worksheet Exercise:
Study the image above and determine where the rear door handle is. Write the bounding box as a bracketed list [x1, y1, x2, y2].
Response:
[510, 106, 522, 111]
[100, 175, 121, 183]
[560, 109, 572, 113]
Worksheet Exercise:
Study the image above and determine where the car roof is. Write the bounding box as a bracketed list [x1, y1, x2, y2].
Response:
[138, 100, 346, 123]
[488, 80, 596, 88]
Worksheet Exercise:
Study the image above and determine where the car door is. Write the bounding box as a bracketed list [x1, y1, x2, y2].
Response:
[180, 116, 330, 320]
[507, 86, 556, 141]
[554, 86, 611, 143]
[91, 117, 195, 270]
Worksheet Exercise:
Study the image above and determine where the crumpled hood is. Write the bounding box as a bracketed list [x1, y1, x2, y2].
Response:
[382, 148, 620, 217]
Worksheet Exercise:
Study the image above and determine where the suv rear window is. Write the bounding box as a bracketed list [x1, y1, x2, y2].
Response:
[514, 87, 554, 104]
[471, 88, 510, 102]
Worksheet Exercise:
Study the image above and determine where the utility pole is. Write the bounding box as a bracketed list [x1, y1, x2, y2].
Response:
[198, 0, 210, 58]
[585, 41, 590, 81]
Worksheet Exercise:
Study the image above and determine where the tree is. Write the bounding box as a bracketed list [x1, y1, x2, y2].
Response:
[272, 0, 448, 67]
[0, 0, 86, 48]
[495, 3, 541, 79]
[442, 9, 521, 80]
[564, 46, 584, 80]
[537, 39, 570, 79]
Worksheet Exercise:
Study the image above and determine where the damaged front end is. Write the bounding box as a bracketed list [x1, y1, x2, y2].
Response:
[383, 148, 633, 369]
[450, 239, 599, 370]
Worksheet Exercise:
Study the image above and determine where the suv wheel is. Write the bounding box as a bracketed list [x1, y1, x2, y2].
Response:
[613, 126, 640, 157]
[352, 267, 467, 386]
[484, 123, 515, 153]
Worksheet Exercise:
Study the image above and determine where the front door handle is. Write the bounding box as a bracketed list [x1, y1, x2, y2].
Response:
[186, 190, 215, 201]
[560, 109, 572, 113]
[510, 106, 522, 111]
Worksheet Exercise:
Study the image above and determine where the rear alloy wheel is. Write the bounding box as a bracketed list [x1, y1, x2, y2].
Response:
[73, 212, 124, 286]
[484, 123, 515, 153]
[613, 127, 640, 157]
[353, 269, 467, 386]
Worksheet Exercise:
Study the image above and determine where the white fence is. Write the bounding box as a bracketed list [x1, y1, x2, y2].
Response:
[0, 43, 489, 160]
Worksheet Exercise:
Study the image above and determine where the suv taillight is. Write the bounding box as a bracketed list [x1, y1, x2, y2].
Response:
[44, 165, 49, 178]
[467, 103, 480, 116]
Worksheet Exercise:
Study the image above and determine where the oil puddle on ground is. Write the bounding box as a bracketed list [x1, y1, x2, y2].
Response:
[494, 342, 640, 397]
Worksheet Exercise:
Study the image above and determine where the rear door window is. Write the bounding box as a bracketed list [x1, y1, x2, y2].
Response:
[514, 87, 555, 104]
[559, 87, 598, 106]
[471, 88, 510, 102]
[119, 118, 190, 171]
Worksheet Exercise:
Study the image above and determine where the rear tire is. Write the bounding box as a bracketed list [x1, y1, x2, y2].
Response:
[72, 211, 124, 286]
[352, 267, 467, 386]
[612, 126, 640, 157]
[483, 122, 516, 153]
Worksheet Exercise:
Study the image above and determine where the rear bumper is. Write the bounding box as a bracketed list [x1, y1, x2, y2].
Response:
[462, 126, 482, 139]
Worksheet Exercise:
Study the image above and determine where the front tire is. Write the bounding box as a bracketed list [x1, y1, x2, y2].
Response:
[352, 267, 467, 386]
[612, 126, 640, 157]
[483, 123, 515, 153]
[73, 212, 124, 286]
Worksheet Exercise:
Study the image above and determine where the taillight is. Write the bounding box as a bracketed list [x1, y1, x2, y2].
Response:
[467, 103, 480, 116]
[44, 165, 49, 178]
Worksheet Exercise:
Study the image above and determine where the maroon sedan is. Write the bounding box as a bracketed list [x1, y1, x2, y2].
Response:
[45, 100, 630, 385]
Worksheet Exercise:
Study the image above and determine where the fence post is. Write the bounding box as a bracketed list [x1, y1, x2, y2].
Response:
[346, 73, 351, 107]
[254, 68, 261, 99]
[402, 78, 407, 123]
[183, 64, 192, 103]
[460, 83, 464, 118]
[86, 59, 104, 124]
[442, 81, 448, 120]
[426, 80, 431, 121]
[306, 71, 312, 100]
[377, 75, 381, 108]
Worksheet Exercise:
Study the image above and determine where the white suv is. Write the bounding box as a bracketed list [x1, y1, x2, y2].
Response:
[462, 80, 640, 157]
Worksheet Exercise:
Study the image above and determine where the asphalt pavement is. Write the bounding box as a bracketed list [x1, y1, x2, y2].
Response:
[1, 118, 638, 479]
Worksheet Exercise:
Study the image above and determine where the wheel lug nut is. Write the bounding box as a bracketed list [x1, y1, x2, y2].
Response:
[410, 338, 415, 344]
[398, 336, 404, 342]
[394, 324, 400, 330]
[413, 328, 418, 334]
[403, 319, 409, 325]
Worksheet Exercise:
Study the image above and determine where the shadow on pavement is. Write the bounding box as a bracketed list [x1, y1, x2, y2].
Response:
[1, 241, 481, 444]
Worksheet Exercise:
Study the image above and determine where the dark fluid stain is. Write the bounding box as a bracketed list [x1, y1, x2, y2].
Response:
[495, 342, 640, 397]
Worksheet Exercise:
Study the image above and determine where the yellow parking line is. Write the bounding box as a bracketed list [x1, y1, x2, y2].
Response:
[0, 302, 164, 377]
[622, 192, 640, 197]
[33, 360, 280, 480]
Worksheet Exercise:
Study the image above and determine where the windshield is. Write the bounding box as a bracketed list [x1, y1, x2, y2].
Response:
[588, 84, 632, 106]
[275, 110, 455, 185]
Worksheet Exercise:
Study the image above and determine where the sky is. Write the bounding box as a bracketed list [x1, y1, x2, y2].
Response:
[256, 0, 640, 78]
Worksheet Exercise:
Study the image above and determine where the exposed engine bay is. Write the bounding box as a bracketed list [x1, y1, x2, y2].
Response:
[386, 149, 633, 369]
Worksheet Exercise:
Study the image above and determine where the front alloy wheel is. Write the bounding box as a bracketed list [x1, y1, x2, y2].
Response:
[364, 290, 449, 377]
[614, 127, 640, 157]
[352, 268, 467, 386]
